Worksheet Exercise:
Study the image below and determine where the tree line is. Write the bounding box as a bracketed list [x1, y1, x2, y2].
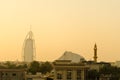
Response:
[87, 65, 120, 80]
[0, 61, 53, 75]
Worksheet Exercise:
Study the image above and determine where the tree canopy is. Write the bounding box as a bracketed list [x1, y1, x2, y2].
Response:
[28, 61, 40, 74]
[0, 61, 27, 69]
[87, 65, 120, 80]
[39, 61, 53, 74]
[28, 61, 53, 75]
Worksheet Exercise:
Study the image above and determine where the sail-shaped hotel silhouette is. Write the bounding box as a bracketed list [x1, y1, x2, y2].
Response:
[22, 30, 36, 62]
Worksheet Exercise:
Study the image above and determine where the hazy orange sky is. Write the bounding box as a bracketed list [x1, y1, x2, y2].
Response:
[0, 0, 120, 62]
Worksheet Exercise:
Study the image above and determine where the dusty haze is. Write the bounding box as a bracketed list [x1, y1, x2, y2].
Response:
[0, 0, 120, 62]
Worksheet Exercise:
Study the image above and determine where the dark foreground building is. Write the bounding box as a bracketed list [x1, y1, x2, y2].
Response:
[0, 69, 26, 80]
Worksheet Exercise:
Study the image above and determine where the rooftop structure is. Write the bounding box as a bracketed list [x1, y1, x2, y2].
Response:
[58, 51, 85, 63]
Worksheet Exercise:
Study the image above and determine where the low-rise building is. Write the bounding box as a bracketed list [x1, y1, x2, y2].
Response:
[0, 69, 26, 80]
[86, 61, 110, 72]
[25, 73, 44, 80]
[53, 60, 89, 80]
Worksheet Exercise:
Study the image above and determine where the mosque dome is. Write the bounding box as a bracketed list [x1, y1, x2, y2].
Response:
[58, 51, 86, 63]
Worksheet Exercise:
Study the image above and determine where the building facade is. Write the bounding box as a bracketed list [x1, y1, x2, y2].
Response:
[0, 69, 26, 80]
[25, 73, 44, 80]
[53, 60, 88, 80]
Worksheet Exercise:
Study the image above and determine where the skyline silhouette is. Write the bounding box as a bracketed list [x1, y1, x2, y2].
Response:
[0, 0, 120, 62]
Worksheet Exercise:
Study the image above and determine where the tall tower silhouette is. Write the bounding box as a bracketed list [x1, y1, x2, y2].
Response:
[22, 30, 36, 62]
[93, 44, 97, 62]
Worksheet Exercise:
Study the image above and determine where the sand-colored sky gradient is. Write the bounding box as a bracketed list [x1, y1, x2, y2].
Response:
[0, 0, 120, 62]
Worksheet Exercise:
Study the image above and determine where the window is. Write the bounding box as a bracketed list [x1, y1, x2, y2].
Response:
[77, 70, 81, 80]
[5, 73, 7, 76]
[57, 73, 62, 80]
[12, 73, 16, 76]
[67, 70, 72, 80]
[27, 78, 32, 80]
[1, 73, 4, 77]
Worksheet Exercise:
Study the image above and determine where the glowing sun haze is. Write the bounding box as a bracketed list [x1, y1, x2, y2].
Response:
[0, 0, 120, 62]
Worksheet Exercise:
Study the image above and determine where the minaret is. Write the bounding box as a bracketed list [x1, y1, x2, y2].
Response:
[93, 44, 97, 62]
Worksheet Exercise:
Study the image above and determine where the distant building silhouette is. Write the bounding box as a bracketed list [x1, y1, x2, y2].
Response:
[22, 30, 36, 62]
[93, 44, 97, 62]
